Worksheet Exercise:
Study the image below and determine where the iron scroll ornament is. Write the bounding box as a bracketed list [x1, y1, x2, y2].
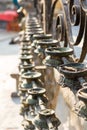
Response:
[55, 0, 87, 62]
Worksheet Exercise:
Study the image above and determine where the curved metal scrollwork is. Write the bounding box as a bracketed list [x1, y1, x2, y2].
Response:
[55, 0, 87, 62]
[56, 13, 66, 42]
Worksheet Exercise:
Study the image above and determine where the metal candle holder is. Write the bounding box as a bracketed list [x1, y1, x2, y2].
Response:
[59, 63, 87, 90]
[44, 47, 73, 68]
[73, 87, 87, 120]
[34, 39, 59, 66]
[33, 109, 61, 130]
[25, 87, 48, 118]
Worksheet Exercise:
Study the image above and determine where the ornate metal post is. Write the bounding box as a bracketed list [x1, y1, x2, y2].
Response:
[50, 0, 87, 128]
[43, 0, 52, 33]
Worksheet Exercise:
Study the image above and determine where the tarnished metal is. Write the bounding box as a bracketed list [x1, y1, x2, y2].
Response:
[59, 63, 87, 90]
[17, 7, 62, 130]
[21, 71, 43, 89]
[19, 71, 43, 116]
[22, 119, 35, 130]
[44, 47, 73, 68]
[16, 0, 87, 130]
[32, 34, 52, 66]
[73, 87, 87, 120]
[34, 39, 59, 65]
[20, 87, 47, 117]
[54, 0, 87, 62]
[33, 109, 61, 130]
[33, 38, 60, 109]
[20, 63, 35, 74]
[25, 87, 48, 115]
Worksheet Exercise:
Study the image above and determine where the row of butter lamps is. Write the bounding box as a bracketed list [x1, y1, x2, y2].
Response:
[18, 13, 61, 130]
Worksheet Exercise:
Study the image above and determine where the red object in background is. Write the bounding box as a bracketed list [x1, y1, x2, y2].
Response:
[0, 10, 18, 21]
[0, 10, 20, 31]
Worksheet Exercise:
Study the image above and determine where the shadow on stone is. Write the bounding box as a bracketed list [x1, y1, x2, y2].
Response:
[11, 92, 20, 104]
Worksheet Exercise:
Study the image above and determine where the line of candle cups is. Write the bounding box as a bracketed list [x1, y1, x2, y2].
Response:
[18, 14, 61, 130]
[18, 8, 87, 129]
[18, 11, 87, 129]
